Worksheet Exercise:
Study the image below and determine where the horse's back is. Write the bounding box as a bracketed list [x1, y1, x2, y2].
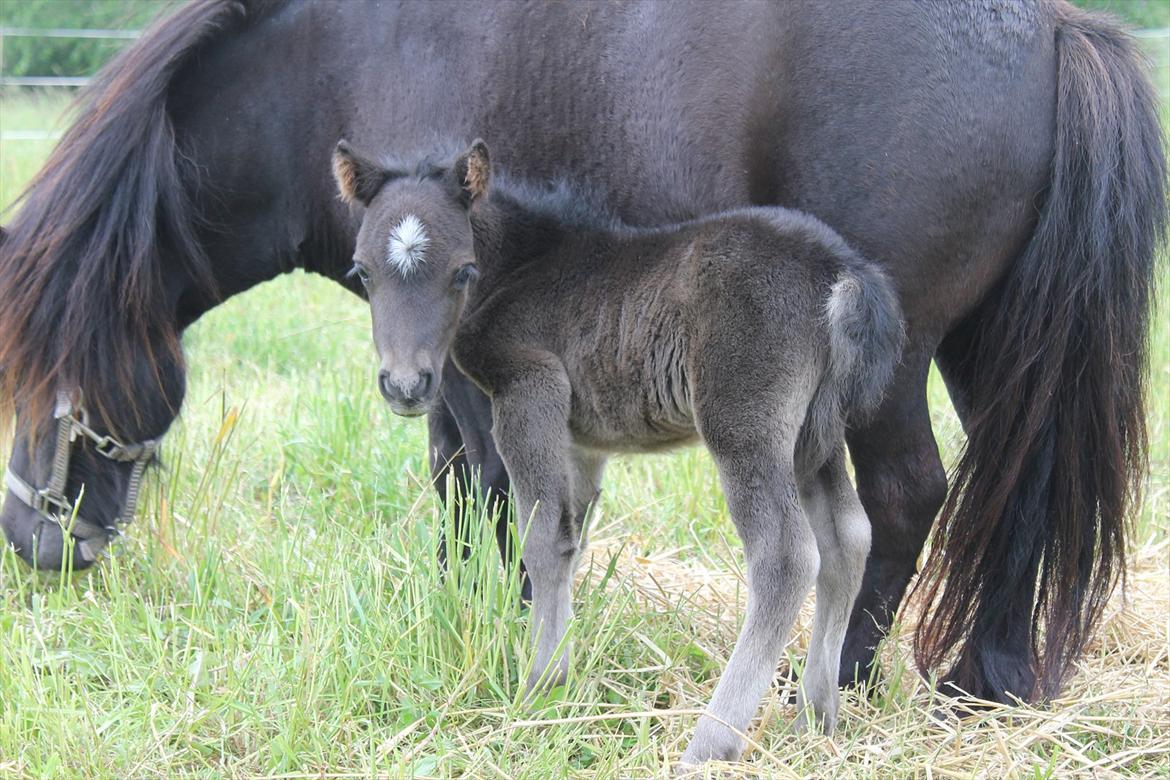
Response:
[169, 0, 1061, 332]
[764, 1, 1058, 334]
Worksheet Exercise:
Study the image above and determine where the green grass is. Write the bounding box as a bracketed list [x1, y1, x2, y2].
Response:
[0, 35, 1168, 778]
[0, 90, 71, 209]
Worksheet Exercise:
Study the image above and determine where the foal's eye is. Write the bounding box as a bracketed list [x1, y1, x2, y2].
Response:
[348, 264, 371, 287]
[452, 263, 480, 290]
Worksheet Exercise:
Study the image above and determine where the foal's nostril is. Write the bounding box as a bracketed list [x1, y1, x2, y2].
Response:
[412, 369, 434, 401]
[378, 369, 434, 405]
[378, 370, 395, 402]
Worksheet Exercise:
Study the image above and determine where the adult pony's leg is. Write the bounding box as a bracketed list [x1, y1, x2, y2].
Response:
[838, 350, 947, 689]
[433, 364, 530, 600]
[933, 317, 978, 426]
[427, 397, 473, 565]
[930, 318, 1038, 700]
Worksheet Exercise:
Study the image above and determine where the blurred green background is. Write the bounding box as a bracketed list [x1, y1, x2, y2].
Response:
[0, 0, 1167, 80]
[0, 1, 176, 79]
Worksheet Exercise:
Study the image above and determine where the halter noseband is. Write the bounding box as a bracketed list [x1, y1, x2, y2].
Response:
[3, 393, 159, 563]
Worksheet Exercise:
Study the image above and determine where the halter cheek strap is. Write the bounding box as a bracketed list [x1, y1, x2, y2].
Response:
[3, 395, 159, 563]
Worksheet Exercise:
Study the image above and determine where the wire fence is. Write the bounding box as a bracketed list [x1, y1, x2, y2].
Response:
[0, 26, 143, 88]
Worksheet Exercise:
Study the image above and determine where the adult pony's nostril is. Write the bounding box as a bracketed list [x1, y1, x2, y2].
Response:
[378, 370, 395, 402]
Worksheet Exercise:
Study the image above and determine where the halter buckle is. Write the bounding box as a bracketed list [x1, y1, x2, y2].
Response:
[92, 435, 123, 460]
[31, 488, 73, 517]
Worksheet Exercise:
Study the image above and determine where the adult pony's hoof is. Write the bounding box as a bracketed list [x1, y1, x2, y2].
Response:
[1, 494, 96, 571]
[937, 659, 1036, 708]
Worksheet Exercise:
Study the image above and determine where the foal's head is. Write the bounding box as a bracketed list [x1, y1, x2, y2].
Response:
[332, 140, 491, 416]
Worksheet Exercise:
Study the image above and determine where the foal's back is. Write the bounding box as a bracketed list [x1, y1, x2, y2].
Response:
[460, 206, 856, 455]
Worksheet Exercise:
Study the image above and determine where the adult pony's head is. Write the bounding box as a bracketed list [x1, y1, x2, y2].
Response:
[0, 0, 271, 569]
[332, 140, 490, 417]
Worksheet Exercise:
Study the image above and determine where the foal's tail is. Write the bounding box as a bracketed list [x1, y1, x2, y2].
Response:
[803, 262, 905, 467]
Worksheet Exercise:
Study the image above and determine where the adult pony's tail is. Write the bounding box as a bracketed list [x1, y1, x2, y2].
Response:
[915, 6, 1167, 702]
[803, 261, 905, 469]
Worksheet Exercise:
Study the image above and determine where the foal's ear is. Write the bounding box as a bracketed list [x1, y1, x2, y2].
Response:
[454, 139, 491, 204]
[333, 140, 391, 206]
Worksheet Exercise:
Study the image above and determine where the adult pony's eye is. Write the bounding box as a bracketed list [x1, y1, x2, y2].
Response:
[452, 263, 479, 290]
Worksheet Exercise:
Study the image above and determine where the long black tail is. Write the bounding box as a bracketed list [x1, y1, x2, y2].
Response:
[915, 6, 1167, 701]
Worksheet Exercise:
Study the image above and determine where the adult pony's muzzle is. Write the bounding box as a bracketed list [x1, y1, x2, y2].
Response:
[1, 396, 160, 571]
[1, 491, 95, 570]
[378, 368, 438, 417]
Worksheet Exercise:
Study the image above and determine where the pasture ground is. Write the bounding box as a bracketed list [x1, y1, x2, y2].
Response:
[0, 40, 1167, 778]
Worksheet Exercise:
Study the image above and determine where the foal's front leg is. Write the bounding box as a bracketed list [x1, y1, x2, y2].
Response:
[682, 440, 820, 765]
[434, 367, 532, 600]
[488, 363, 580, 693]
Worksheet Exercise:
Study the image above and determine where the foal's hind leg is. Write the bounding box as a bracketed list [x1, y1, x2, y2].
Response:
[682, 435, 819, 764]
[796, 448, 871, 733]
[567, 449, 607, 555]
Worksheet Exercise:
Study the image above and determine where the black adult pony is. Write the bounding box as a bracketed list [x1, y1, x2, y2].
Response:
[0, 0, 1164, 709]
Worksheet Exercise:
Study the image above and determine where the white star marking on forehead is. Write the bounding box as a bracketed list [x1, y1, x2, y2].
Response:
[387, 214, 429, 276]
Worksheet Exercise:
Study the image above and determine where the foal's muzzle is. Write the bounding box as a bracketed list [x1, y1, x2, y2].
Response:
[378, 368, 436, 416]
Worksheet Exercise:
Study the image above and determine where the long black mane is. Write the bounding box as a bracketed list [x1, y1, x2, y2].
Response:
[0, 0, 281, 436]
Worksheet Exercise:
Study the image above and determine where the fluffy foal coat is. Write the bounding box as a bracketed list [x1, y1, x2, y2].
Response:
[334, 140, 905, 765]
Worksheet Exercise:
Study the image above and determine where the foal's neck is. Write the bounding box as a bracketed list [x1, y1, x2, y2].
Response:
[469, 180, 615, 277]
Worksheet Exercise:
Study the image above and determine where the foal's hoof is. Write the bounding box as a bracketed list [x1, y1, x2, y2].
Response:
[672, 761, 702, 778]
[794, 703, 838, 736]
[522, 657, 569, 705]
[672, 760, 740, 779]
[681, 720, 745, 766]
[794, 686, 839, 736]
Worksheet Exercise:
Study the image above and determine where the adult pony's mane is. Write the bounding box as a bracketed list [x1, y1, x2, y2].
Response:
[0, 0, 284, 437]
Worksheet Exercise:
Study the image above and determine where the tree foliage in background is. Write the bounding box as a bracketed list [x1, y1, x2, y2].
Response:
[0, 0, 1165, 80]
[1075, 0, 1170, 29]
[0, 0, 175, 78]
